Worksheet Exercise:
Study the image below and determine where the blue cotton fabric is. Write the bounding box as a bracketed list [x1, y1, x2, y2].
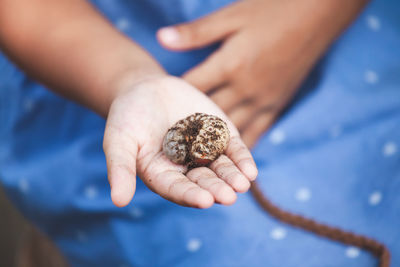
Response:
[0, 0, 399, 266]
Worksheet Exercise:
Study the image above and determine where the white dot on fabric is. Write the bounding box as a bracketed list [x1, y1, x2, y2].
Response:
[116, 18, 130, 31]
[366, 15, 381, 31]
[369, 191, 382, 206]
[346, 247, 360, 258]
[382, 142, 397, 157]
[187, 238, 202, 252]
[76, 231, 88, 242]
[130, 207, 143, 218]
[364, 70, 379, 84]
[330, 125, 342, 138]
[295, 187, 312, 202]
[23, 98, 35, 112]
[84, 185, 98, 199]
[18, 178, 29, 193]
[270, 227, 287, 240]
[269, 129, 285, 145]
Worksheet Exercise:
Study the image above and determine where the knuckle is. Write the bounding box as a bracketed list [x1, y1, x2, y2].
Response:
[167, 177, 187, 196]
[210, 181, 226, 194]
[226, 170, 241, 183]
[214, 161, 232, 171]
[237, 157, 253, 168]
[225, 55, 246, 75]
[232, 142, 247, 155]
[240, 181, 251, 192]
[182, 186, 200, 205]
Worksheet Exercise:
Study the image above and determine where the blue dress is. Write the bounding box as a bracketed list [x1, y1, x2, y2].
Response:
[0, 0, 399, 266]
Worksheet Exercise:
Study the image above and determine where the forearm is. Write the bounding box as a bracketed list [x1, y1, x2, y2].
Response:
[297, 0, 369, 61]
[260, 0, 369, 88]
[0, 0, 164, 117]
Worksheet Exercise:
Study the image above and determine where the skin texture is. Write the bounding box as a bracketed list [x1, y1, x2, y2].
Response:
[0, 0, 367, 208]
[0, 0, 257, 208]
[157, 0, 368, 147]
[0, 0, 163, 116]
[106, 77, 257, 208]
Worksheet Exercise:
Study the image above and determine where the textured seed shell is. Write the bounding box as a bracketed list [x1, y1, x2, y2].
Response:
[162, 113, 230, 166]
[162, 128, 187, 164]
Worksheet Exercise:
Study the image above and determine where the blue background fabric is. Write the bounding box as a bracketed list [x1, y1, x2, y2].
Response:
[0, 0, 399, 266]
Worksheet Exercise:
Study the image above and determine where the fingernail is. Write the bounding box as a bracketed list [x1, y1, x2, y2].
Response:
[159, 27, 180, 45]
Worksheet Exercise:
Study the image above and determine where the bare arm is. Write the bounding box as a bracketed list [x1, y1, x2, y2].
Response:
[0, 0, 258, 208]
[0, 0, 164, 117]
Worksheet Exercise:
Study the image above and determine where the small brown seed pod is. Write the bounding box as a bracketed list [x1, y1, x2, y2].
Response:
[163, 113, 230, 168]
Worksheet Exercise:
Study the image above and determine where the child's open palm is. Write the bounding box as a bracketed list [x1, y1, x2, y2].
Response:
[103, 76, 257, 208]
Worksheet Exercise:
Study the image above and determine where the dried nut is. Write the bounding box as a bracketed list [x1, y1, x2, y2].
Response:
[163, 113, 230, 167]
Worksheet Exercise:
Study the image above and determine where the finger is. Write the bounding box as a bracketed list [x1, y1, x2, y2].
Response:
[153, 170, 215, 209]
[209, 155, 251, 193]
[186, 167, 237, 205]
[103, 125, 138, 207]
[241, 111, 276, 148]
[182, 50, 228, 92]
[225, 135, 258, 181]
[140, 152, 214, 209]
[156, 3, 242, 51]
[209, 86, 242, 112]
[229, 101, 275, 133]
[228, 100, 256, 131]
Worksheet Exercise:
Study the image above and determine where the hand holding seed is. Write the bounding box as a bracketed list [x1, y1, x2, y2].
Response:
[103, 76, 258, 208]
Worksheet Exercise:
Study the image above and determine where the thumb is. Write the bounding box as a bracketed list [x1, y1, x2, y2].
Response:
[103, 125, 138, 207]
[157, 4, 241, 51]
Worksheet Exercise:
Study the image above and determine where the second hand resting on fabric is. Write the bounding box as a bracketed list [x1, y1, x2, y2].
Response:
[157, 0, 368, 147]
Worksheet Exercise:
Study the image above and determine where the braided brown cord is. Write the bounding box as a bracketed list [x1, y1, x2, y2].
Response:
[250, 181, 391, 267]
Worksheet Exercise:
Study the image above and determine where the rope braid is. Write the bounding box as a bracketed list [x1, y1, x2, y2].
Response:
[250, 181, 391, 267]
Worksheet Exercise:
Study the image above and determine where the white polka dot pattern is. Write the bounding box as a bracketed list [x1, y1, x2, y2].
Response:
[23, 98, 35, 112]
[116, 18, 130, 31]
[130, 207, 143, 218]
[295, 187, 312, 202]
[270, 227, 287, 240]
[84, 185, 98, 199]
[345, 247, 360, 258]
[369, 191, 382, 206]
[366, 15, 381, 31]
[187, 238, 202, 252]
[382, 142, 397, 157]
[269, 129, 285, 145]
[18, 178, 29, 193]
[364, 70, 379, 84]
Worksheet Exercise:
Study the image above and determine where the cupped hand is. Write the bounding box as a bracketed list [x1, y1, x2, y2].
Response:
[103, 75, 257, 208]
[157, 0, 366, 147]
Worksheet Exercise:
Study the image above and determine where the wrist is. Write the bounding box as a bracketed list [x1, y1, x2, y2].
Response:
[280, 0, 368, 67]
[304, 0, 369, 49]
[105, 66, 167, 116]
